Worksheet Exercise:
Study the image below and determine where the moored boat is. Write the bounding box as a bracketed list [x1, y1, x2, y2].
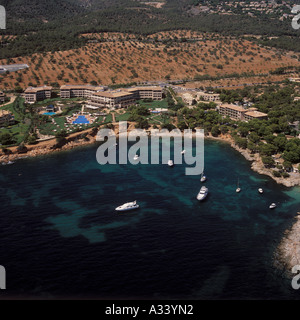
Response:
[197, 186, 209, 201]
[269, 203, 277, 209]
[115, 201, 139, 212]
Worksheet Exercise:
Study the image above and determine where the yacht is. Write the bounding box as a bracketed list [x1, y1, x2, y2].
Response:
[115, 201, 139, 212]
[133, 155, 139, 161]
[200, 172, 207, 183]
[168, 160, 174, 167]
[258, 188, 264, 194]
[197, 186, 209, 201]
[269, 203, 277, 209]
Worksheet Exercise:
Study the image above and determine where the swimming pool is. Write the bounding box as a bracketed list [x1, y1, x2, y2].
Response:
[43, 112, 56, 116]
[73, 115, 90, 124]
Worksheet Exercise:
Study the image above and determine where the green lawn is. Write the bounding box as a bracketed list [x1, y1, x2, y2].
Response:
[35, 97, 84, 107]
[148, 113, 172, 125]
[137, 99, 169, 109]
[115, 113, 131, 121]
[0, 122, 30, 145]
[103, 114, 112, 123]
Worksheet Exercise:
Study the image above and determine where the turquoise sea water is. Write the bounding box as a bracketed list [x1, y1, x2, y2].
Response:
[0, 139, 299, 299]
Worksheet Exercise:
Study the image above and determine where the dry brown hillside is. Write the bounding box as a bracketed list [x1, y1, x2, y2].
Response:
[0, 31, 299, 90]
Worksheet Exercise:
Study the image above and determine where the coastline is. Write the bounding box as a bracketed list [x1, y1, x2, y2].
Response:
[206, 134, 300, 188]
[1, 124, 300, 187]
[274, 213, 300, 276]
[0, 127, 99, 164]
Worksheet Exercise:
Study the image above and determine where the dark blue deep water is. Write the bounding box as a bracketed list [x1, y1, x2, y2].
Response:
[0, 139, 299, 299]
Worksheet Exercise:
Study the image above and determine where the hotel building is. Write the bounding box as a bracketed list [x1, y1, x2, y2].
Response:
[25, 86, 52, 104]
[60, 85, 105, 99]
[88, 86, 163, 109]
[219, 104, 267, 121]
[243, 110, 268, 121]
[197, 92, 220, 102]
[89, 91, 136, 109]
[126, 86, 163, 100]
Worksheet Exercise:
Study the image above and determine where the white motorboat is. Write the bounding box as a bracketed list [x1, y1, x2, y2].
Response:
[133, 155, 139, 161]
[200, 172, 207, 183]
[197, 186, 209, 201]
[115, 201, 139, 212]
[258, 188, 264, 194]
[269, 203, 277, 209]
[168, 160, 174, 167]
[181, 150, 186, 155]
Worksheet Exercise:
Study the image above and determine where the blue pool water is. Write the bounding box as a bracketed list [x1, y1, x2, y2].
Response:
[43, 112, 56, 116]
[0, 139, 299, 299]
[73, 116, 90, 124]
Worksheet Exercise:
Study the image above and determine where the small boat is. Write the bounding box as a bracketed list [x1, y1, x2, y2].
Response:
[115, 201, 139, 212]
[258, 188, 264, 194]
[269, 203, 277, 209]
[2, 161, 14, 166]
[133, 155, 139, 161]
[168, 160, 174, 167]
[197, 186, 209, 201]
[200, 172, 207, 183]
[181, 150, 186, 155]
[236, 178, 241, 193]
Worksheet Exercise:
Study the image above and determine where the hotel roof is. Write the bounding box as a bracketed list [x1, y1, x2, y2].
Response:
[93, 91, 134, 98]
[126, 86, 162, 92]
[245, 111, 268, 118]
[25, 86, 52, 93]
[219, 104, 246, 112]
[60, 84, 104, 91]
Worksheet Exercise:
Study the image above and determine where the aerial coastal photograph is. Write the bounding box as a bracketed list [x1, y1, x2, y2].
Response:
[0, 0, 300, 303]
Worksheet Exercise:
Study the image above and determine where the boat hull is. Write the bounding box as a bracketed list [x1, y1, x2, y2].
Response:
[115, 205, 139, 212]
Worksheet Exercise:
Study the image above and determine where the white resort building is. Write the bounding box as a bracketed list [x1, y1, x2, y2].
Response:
[25, 86, 52, 104]
[219, 104, 268, 121]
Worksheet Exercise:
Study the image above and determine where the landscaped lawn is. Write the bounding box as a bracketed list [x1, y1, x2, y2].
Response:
[137, 99, 169, 109]
[115, 113, 131, 121]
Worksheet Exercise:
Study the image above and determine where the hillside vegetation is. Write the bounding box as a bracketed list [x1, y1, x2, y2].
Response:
[1, 31, 300, 90]
[0, 0, 300, 59]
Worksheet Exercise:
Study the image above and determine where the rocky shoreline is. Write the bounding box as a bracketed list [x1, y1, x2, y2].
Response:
[1, 127, 300, 187]
[206, 134, 300, 188]
[274, 213, 300, 276]
[0, 128, 98, 164]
